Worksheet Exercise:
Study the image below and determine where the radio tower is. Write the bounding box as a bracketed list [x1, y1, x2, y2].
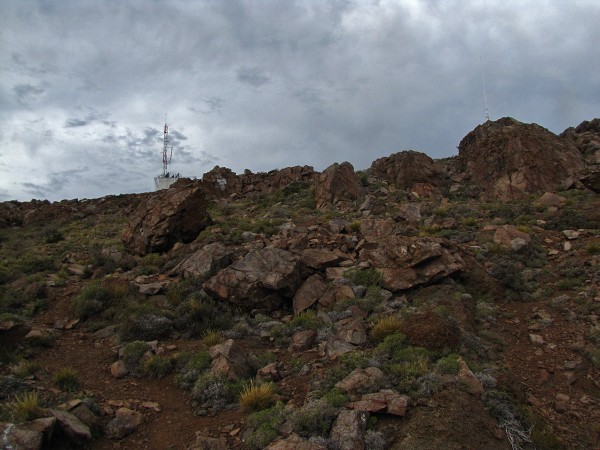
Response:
[154, 111, 179, 190]
[480, 56, 490, 122]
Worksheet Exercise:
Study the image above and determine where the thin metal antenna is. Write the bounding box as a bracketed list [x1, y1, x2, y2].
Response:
[480, 56, 490, 122]
[162, 110, 170, 176]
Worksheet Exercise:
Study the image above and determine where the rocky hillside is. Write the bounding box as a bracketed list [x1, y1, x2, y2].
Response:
[0, 117, 599, 450]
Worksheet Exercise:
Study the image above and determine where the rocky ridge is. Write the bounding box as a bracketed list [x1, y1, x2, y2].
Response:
[0, 117, 599, 450]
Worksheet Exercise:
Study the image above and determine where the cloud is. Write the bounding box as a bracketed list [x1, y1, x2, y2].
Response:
[0, 0, 599, 201]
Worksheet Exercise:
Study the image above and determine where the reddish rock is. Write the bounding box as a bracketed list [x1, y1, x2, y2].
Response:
[458, 117, 585, 200]
[209, 339, 252, 380]
[266, 433, 327, 450]
[330, 409, 369, 450]
[347, 389, 409, 416]
[314, 162, 361, 209]
[458, 358, 484, 396]
[371, 150, 447, 196]
[300, 248, 349, 270]
[293, 274, 327, 315]
[105, 407, 143, 440]
[171, 242, 233, 279]
[335, 367, 385, 396]
[203, 248, 304, 310]
[289, 330, 317, 353]
[492, 225, 532, 251]
[318, 285, 355, 310]
[122, 179, 212, 255]
[110, 360, 129, 379]
[536, 192, 567, 207]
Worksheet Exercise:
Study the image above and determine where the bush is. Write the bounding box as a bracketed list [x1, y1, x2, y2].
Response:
[176, 293, 233, 336]
[143, 356, 175, 378]
[245, 403, 285, 450]
[321, 387, 349, 408]
[436, 354, 461, 375]
[122, 341, 150, 372]
[175, 351, 212, 389]
[201, 329, 224, 347]
[72, 280, 111, 319]
[375, 332, 407, 360]
[288, 310, 323, 331]
[344, 268, 382, 287]
[290, 399, 337, 437]
[120, 313, 172, 342]
[371, 316, 403, 342]
[191, 373, 244, 410]
[43, 228, 64, 244]
[5, 391, 42, 423]
[239, 381, 276, 411]
[53, 368, 81, 392]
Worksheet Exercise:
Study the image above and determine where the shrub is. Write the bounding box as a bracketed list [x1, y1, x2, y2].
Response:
[122, 341, 150, 371]
[191, 373, 244, 410]
[436, 354, 460, 375]
[375, 332, 407, 360]
[201, 329, 224, 347]
[349, 221, 361, 232]
[364, 430, 386, 450]
[239, 381, 276, 411]
[371, 316, 403, 342]
[245, 403, 285, 450]
[321, 387, 349, 408]
[176, 293, 233, 336]
[72, 280, 111, 319]
[5, 391, 42, 422]
[11, 361, 42, 379]
[120, 313, 172, 342]
[143, 355, 175, 378]
[175, 351, 212, 389]
[288, 310, 323, 330]
[344, 268, 382, 287]
[53, 368, 81, 392]
[0, 376, 28, 401]
[290, 399, 337, 437]
[43, 228, 64, 244]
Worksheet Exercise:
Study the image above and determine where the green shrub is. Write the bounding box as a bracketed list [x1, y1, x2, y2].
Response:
[191, 373, 245, 410]
[11, 361, 42, 379]
[245, 403, 285, 450]
[290, 399, 337, 437]
[120, 313, 173, 342]
[321, 387, 350, 408]
[5, 391, 42, 423]
[122, 341, 150, 371]
[72, 280, 111, 319]
[371, 316, 403, 342]
[176, 292, 233, 336]
[201, 329, 224, 347]
[175, 350, 212, 389]
[143, 355, 175, 378]
[375, 332, 407, 360]
[288, 310, 323, 330]
[436, 354, 461, 375]
[43, 228, 65, 244]
[239, 381, 276, 411]
[344, 268, 383, 287]
[53, 368, 81, 392]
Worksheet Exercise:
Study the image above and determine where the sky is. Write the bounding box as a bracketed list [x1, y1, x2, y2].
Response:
[1, 0, 599, 202]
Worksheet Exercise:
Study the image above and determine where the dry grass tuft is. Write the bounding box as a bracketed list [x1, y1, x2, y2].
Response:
[239, 381, 276, 412]
[371, 316, 403, 342]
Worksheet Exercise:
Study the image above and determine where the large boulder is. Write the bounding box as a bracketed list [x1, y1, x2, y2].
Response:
[171, 242, 233, 279]
[209, 339, 251, 380]
[122, 179, 211, 255]
[314, 162, 361, 209]
[458, 117, 585, 200]
[360, 236, 465, 292]
[203, 248, 305, 310]
[371, 150, 448, 196]
[560, 118, 600, 165]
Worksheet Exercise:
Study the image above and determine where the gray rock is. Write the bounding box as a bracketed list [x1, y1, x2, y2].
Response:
[331, 409, 369, 450]
[49, 409, 92, 443]
[105, 407, 143, 439]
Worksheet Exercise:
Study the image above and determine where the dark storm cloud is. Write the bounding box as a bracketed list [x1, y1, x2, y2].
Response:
[0, 0, 599, 201]
[21, 168, 87, 199]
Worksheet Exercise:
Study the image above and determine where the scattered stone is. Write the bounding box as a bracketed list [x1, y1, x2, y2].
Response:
[347, 389, 410, 416]
[171, 242, 233, 279]
[288, 330, 317, 353]
[492, 225, 532, 250]
[563, 241, 572, 251]
[331, 409, 369, 450]
[138, 282, 166, 295]
[266, 433, 327, 449]
[457, 358, 484, 396]
[335, 367, 385, 396]
[0, 422, 43, 450]
[209, 339, 252, 380]
[293, 274, 327, 315]
[554, 394, 570, 413]
[562, 230, 580, 240]
[529, 334, 545, 345]
[319, 337, 356, 359]
[300, 248, 349, 270]
[141, 401, 161, 412]
[536, 192, 567, 207]
[105, 407, 143, 439]
[50, 409, 92, 443]
[189, 434, 229, 450]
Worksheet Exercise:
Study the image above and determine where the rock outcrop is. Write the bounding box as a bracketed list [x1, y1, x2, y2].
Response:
[200, 165, 315, 199]
[314, 162, 361, 209]
[203, 248, 305, 310]
[371, 150, 448, 197]
[458, 117, 585, 200]
[122, 179, 212, 255]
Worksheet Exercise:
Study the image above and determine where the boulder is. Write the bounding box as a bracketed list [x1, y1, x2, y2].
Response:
[288, 330, 317, 353]
[492, 225, 531, 251]
[122, 179, 212, 255]
[300, 248, 349, 270]
[203, 248, 304, 310]
[457, 358, 484, 396]
[371, 150, 448, 196]
[318, 285, 355, 310]
[536, 192, 567, 207]
[0, 421, 44, 450]
[105, 407, 143, 440]
[49, 409, 92, 443]
[335, 367, 385, 396]
[266, 433, 327, 450]
[319, 336, 356, 359]
[459, 117, 585, 200]
[331, 409, 369, 450]
[171, 242, 233, 279]
[314, 162, 361, 209]
[189, 434, 229, 450]
[347, 389, 409, 416]
[293, 274, 327, 315]
[360, 236, 465, 292]
[209, 339, 251, 380]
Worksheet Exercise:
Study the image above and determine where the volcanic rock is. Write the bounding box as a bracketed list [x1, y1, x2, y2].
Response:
[371, 150, 447, 196]
[293, 274, 327, 314]
[209, 339, 252, 380]
[266, 433, 327, 450]
[331, 409, 369, 450]
[360, 236, 465, 292]
[122, 179, 212, 255]
[203, 248, 304, 310]
[171, 242, 233, 279]
[314, 162, 361, 209]
[105, 407, 143, 439]
[458, 117, 585, 200]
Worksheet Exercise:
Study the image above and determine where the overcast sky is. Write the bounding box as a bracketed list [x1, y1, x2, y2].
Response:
[1, 0, 598, 201]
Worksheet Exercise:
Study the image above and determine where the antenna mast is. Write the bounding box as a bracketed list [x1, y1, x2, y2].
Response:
[162, 112, 172, 176]
[480, 56, 490, 122]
